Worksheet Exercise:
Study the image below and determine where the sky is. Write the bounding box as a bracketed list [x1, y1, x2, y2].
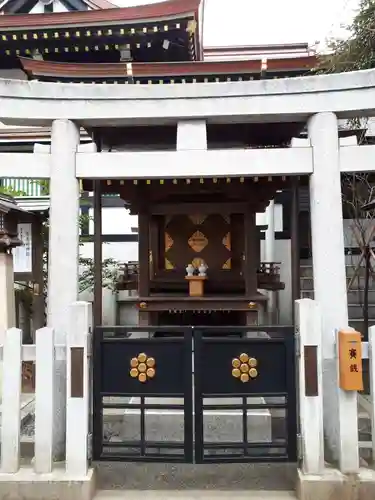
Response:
[114, 0, 360, 49]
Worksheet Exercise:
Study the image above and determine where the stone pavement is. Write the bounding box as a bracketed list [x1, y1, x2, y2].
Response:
[96, 463, 296, 491]
[95, 490, 296, 500]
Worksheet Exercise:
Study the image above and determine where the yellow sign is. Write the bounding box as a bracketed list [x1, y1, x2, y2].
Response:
[338, 329, 363, 391]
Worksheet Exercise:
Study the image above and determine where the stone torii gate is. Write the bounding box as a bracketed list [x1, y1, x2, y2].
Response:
[0, 71, 375, 497]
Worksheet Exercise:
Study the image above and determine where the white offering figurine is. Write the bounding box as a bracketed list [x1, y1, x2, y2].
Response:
[186, 263, 195, 277]
[198, 263, 207, 277]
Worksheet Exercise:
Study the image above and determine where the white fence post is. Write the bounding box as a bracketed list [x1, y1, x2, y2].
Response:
[1, 327, 22, 473]
[368, 326, 375, 462]
[295, 298, 324, 474]
[34, 327, 55, 473]
[66, 301, 91, 476]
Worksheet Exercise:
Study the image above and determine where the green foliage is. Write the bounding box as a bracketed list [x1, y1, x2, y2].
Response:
[319, 0, 375, 74]
[79, 257, 121, 293]
[37, 180, 50, 195]
[0, 185, 27, 197]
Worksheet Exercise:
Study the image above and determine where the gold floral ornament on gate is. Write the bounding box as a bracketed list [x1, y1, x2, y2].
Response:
[129, 353, 156, 383]
[232, 353, 258, 383]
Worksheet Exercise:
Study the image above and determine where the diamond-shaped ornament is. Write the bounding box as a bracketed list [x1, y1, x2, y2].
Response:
[188, 231, 208, 253]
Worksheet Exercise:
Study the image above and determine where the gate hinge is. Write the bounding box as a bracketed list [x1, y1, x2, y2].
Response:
[297, 433, 303, 461]
[295, 328, 301, 357]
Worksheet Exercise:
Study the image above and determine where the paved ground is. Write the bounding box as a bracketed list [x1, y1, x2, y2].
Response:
[95, 490, 296, 500]
[96, 463, 296, 490]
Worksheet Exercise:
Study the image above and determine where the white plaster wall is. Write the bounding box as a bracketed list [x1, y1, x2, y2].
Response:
[88, 207, 138, 234]
[80, 241, 138, 262]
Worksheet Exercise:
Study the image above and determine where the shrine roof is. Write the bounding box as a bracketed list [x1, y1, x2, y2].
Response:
[0, 0, 200, 28]
[19, 55, 317, 82]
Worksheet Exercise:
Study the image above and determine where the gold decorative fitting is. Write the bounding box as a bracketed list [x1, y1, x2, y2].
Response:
[138, 353, 147, 363]
[139, 302, 147, 309]
[249, 357, 257, 368]
[232, 358, 240, 368]
[248, 302, 257, 309]
[231, 354, 259, 382]
[239, 353, 249, 363]
[129, 353, 156, 382]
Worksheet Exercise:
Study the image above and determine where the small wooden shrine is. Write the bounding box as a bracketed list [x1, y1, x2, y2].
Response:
[95, 175, 286, 327]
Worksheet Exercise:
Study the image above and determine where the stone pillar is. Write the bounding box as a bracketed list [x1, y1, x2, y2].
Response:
[47, 119, 80, 457]
[265, 200, 275, 263]
[308, 112, 358, 472]
[177, 120, 207, 150]
[265, 200, 276, 322]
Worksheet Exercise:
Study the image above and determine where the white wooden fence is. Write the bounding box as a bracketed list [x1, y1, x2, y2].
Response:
[0, 301, 91, 476]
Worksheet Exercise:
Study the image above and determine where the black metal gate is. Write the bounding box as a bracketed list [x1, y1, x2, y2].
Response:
[92, 326, 296, 463]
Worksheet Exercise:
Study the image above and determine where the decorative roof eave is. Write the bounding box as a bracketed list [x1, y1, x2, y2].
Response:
[0, 193, 29, 214]
[0, 0, 117, 14]
[19, 55, 317, 80]
[0, 0, 201, 29]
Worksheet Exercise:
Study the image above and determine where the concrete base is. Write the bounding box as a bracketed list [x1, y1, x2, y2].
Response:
[296, 468, 346, 500]
[358, 469, 375, 500]
[0, 467, 96, 500]
[297, 468, 375, 500]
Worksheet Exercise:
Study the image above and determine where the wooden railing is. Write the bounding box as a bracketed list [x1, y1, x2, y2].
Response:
[117, 261, 283, 291]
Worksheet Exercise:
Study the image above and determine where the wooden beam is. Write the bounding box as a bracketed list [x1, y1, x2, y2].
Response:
[151, 202, 248, 215]
[138, 191, 150, 297]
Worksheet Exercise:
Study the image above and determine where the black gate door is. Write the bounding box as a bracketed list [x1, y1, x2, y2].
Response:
[193, 327, 297, 463]
[92, 326, 296, 463]
[92, 326, 193, 462]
